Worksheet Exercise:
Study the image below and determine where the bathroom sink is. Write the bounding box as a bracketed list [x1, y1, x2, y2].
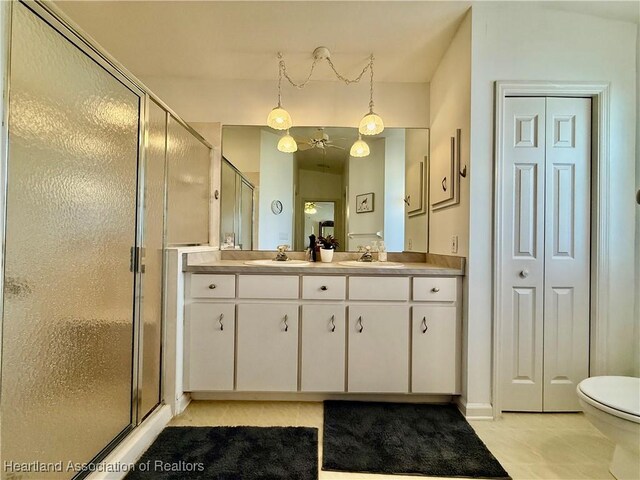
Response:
[244, 259, 311, 266]
[338, 260, 404, 268]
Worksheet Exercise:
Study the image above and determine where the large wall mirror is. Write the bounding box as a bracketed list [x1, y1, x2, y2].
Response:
[221, 126, 429, 252]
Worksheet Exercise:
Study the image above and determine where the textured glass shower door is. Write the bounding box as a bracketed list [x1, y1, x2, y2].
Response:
[1, 3, 140, 478]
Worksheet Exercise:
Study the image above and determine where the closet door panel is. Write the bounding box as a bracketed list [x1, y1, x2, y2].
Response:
[500, 97, 546, 411]
[543, 97, 591, 411]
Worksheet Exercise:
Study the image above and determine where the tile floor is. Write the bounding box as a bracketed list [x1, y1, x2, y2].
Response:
[169, 401, 616, 480]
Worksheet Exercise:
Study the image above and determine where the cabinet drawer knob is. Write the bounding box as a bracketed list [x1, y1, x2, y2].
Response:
[330, 315, 336, 332]
[421, 316, 428, 334]
[431, 287, 440, 293]
[357, 316, 364, 333]
[320, 285, 328, 291]
[283, 314, 289, 332]
[208, 284, 217, 290]
[218, 313, 224, 331]
[519, 269, 529, 278]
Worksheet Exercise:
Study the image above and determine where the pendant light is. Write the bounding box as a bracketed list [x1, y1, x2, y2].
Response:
[277, 130, 297, 153]
[350, 134, 370, 157]
[358, 56, 384, 136]
[267, 57, 293, 130]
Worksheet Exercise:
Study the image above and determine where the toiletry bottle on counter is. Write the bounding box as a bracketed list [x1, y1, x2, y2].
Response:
[309, 234, 317, 262]
[378, 241, 387, 262]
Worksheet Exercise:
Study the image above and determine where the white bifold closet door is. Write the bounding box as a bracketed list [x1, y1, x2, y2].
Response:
[501, 97, 591, 412]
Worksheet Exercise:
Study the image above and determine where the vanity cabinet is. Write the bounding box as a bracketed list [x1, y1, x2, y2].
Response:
[183, 270, 462, 397]
[411, 306, 460, 394]
[348, 305, 410, 393]
[300, 304, 346, 392]
[184, 303, 236, 391]
[236, 303, 299, 391]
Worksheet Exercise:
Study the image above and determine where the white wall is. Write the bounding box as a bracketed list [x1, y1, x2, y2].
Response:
[258, 130, 294, 249]
[404, 129, 429, 252]
[141, 77, 430, 129]
[428, 12, 471, 258]
[468, 3, 638, 409]
[347, 138, 385, 251]
[221, 126, 261, 176]
[384, 130, 405, 253]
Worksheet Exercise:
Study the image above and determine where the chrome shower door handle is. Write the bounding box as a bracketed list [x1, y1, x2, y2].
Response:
[218, 313, 224, 331]
[283, 314, 289, 332]
[357, 316, 364, 333]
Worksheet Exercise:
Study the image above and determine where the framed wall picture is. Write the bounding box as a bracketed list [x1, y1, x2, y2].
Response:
[356, 192, 374, 213]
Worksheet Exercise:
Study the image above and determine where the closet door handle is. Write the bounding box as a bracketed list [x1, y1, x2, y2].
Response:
[421, 316, 428, 334]
[320, 285, 328, 291]
[519, 269, 529, 278]
[357, 316, 364, 333]
[218, 313, 224, 331]
[330, 315, 336, 332]
[283, 314, 289, 332]
[208, 284, 217, 290]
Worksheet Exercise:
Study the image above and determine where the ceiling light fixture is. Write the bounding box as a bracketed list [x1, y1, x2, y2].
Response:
[349, 134, 370, 158]
[277, 130, 298, 153]
[266, 56, 292, 130]
[268, 47, 384, 143]
[304, 202, 317, 214]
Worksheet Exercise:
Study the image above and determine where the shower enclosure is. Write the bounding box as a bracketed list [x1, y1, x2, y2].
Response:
[0, 2, 211, 478]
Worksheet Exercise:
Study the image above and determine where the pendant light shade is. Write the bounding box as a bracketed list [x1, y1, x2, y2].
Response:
[277, 130, 297, 153]
[350, 135, 370, 157]
[267, 106, 292, 130]
[358, 111, 384, 136]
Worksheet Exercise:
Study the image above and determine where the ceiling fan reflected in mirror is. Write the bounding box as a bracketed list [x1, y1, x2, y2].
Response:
[295, 128, 347, 152]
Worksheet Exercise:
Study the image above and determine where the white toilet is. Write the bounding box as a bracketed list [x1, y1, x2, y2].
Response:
[577, 376, 640, 480]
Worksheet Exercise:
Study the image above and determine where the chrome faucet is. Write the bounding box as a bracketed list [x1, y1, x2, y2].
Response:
[358, 245, 374, 262]
[274, 245, 290, 262]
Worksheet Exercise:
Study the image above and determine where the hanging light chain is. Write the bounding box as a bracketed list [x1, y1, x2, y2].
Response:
[279, 52, 320, 89]
[278, 52, 375, 91]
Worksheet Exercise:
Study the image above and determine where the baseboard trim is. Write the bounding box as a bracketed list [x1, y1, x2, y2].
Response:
[455, 397, 494, 420]
[190, 392, 453, 403]
[86, 404, 172, 480]
[176, 393, 192, 415]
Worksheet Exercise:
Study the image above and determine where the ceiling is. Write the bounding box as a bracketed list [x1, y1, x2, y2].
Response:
[55, 1, 638, 87]
[55, 1, 472, 83]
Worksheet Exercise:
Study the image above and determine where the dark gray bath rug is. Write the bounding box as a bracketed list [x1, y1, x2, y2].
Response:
[323, 401, 510, 479]
[125, 426, 318, 480]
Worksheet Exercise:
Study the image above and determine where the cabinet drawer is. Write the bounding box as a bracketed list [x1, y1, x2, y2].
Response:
[238, 275, 299, 299]
[349, 276, 409, 301]
[189, 274, 236, 298]
[184, 303, 235, 391]
[413, 277, 457, 302]
[302, 276, 346, 300]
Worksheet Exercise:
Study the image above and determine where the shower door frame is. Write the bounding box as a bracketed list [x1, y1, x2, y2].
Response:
[0, 0, 150, 474]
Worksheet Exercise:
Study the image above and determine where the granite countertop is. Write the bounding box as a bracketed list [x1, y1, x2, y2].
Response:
[184, 260, 464, 276]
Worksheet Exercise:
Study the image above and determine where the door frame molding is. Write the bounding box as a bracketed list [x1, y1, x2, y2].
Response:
[493, 81, 610, 416]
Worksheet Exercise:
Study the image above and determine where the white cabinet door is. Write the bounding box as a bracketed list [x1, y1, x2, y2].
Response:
[301, 305, 345, 392]
[184, 303, 235, 391]
[236, 304, 299, 391]
[411, 306, 459, 394]
[348, 305, 409, 393]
